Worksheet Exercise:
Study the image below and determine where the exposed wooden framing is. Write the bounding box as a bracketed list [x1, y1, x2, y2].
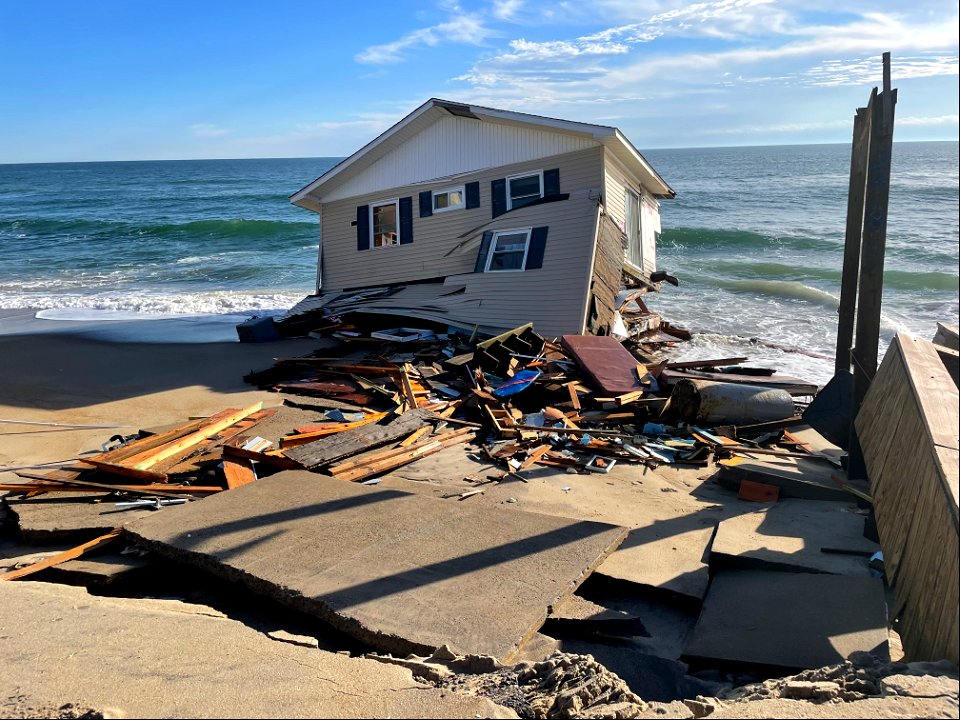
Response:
[1, 529, 121, 581]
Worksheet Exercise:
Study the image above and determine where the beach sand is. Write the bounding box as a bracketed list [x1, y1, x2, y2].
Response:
[0, 309, 317, 477]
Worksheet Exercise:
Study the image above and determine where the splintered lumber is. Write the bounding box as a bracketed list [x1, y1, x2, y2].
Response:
[0, 483, 220, 495]
[329, 427, 475, 482]
[156, 408, 277, 475]
[223, 439, 301, 470]
[14, 471, 199, 500]
[129, 403, 264, 471]
[222, 458, 257, 489]
[283, 410, 431, 469]
[0, 528, 121, 581]
[278, 412, 389, 449]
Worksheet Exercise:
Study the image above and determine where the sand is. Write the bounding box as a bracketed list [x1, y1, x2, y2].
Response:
[0, 309, 316, 477]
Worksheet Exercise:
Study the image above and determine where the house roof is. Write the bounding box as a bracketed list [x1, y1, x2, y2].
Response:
[290, 98, 675, 209]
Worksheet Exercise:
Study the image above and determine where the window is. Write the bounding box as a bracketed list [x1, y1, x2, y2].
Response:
[371, 200, 398, 247]
[506, 171, 543, 211]
[624, 189, 643, 268]
[433, 186, 464, 213]
[485, 228, 531, 272]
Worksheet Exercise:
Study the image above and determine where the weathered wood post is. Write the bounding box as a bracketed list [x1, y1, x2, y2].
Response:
[848, 52, 897, 477]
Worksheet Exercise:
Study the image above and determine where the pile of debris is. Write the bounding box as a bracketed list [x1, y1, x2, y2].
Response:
[2, 319, 938, 716]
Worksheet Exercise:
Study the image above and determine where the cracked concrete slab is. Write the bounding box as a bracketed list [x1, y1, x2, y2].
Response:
[124, 470, 627, 662]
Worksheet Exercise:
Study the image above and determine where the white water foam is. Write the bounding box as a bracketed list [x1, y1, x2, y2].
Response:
[0, 289, 306, 316]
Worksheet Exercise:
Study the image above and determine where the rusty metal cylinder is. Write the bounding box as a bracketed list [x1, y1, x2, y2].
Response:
[670, 379, 795, 425]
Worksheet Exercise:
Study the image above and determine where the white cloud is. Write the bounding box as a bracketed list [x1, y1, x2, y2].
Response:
[356, 10, 495, 64]
[803, 55, 959, 86]
[189, 123, 229, 138]
[898, 114, 960, 126]
[491, 0, 523, 20]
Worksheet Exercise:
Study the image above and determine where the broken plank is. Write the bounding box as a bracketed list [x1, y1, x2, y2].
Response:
[666, 357, 749, 370]
[279, 412, 390, 449]
[283, 410, 431, 469]
[399, 426, 433, 447]
[130, 403, 264, 471]
[0, 529, 121, 581]
[222, 458, 257, 490]
[12, 473, 199, 500]
[0, 483, 220, 495]
[331, 428, 476, 482]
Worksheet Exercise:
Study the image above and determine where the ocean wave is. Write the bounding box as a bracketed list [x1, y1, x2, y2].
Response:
[0, 217, 316, 243]
[705, 261, 957, 292]
[659, 227, 838, 253]
[712, 278, 839, 307]
[0, 290, 307, 315]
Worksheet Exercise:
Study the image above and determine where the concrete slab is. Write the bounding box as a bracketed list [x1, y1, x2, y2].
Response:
[717, 457, 857, 502]
[4, 491, 153, 543]
[380, 449, 735, 602]
[683, 570, 889, 671]
[43, 551, 153, 586]
[710, 499, 878, 576]
[124, 470, 627, 662]
[594, 522, 715, 601]
[0, 580, 514, 719]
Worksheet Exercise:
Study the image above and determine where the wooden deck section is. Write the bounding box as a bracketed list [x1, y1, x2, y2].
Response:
[855, 333, 959, 665]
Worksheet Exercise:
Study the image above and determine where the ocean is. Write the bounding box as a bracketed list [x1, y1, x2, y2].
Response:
[1, 143, 957, 384]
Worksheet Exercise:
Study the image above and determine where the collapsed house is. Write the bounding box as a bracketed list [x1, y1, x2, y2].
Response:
[282, 98, 675, 340]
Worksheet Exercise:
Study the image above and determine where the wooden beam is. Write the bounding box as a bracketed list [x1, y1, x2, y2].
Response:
[1, 529, 121, 581]
[0, 483, 220, 495]
[13, 472, 197, 500]
[131, 402, 264, 470]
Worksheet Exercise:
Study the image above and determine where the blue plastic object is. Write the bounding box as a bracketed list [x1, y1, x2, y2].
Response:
[642, 422, 667, 435]
[492, 370, 541, 397]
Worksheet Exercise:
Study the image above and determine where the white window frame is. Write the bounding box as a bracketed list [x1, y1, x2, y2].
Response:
[370, 198, 400, 248]
[484, 227, 532, 273]
[506, 170, 544, 211]
[432, 185, 465, 214]
[623, 188, 643, 270]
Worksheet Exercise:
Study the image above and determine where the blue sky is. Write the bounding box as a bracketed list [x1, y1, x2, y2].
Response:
[1, 0, 957, 162]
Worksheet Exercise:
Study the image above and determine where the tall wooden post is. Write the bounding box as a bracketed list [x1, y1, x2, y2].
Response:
[834, 102, 872, 375]
[848, 52, 897, 476]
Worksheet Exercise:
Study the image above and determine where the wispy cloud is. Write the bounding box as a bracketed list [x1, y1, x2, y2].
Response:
[803, 55, 959, 86]
[898, 114, 960, 127]
[356, 7, 496, 64]
[189, 123, 229, 138]
[491, 0, 523, 21]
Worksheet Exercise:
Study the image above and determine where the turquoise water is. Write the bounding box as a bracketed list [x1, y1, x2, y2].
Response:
[0, 143, 957, 381]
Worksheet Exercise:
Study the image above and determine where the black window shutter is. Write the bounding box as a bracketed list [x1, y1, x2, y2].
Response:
[399, 196, 413, 244]
[543, 168, 560, 197]
[525, 226, 548, 269]
[491, 178, 507, 218]
[418, 191, 433, 218]
[356, 205, 370, 251]
[465, 181, 480, 209]
[474, 231, 494, 273]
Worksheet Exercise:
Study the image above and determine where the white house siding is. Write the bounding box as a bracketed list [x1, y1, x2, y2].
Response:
[320, 146, 604, 306]
[321, 114, 598, 203]
[602, 150, 661, 275]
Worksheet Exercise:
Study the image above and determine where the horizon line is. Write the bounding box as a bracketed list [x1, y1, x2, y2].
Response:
[2, 138, 957, 167]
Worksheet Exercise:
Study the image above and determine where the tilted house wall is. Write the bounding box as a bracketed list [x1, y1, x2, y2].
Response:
[290, 100, 673, 339]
